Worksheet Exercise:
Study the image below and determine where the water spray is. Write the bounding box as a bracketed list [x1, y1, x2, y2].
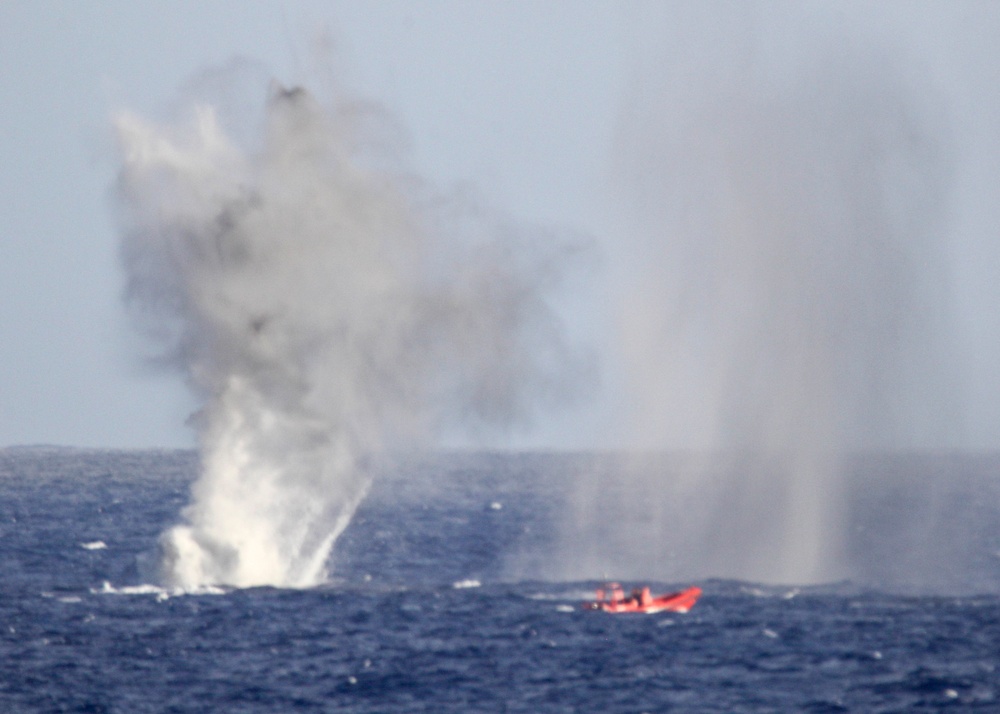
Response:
[115, 77, 577, 589]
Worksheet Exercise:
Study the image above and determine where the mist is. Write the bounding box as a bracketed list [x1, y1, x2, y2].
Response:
[113, 69, 580, 589]
[554, 4, 979, 586]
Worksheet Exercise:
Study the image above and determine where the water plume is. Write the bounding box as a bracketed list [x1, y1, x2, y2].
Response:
[559, 11, 957, 585]
[114, 72, 577, 589]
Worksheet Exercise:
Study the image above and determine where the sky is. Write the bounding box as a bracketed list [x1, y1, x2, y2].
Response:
[2, 1, 999, 451]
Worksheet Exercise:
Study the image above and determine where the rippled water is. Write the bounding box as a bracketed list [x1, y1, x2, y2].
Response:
[1, 448, 998, 712]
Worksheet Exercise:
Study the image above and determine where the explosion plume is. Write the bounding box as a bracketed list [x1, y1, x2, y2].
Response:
[114, 75, 576, 589]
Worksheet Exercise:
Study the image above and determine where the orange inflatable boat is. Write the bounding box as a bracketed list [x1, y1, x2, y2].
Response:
[584, 583, 702, 614]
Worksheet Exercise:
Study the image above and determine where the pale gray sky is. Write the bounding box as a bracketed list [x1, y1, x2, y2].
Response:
[2, 1, 998, 450]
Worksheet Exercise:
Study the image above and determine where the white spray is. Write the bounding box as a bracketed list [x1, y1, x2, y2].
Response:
[553, 7, 959, 586]
[114, 77, 577, 589]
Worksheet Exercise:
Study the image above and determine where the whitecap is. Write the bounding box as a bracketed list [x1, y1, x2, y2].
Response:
[93, 580, 225, 598]
[80, 541, 107, 550]
[452, 579, 481, 589]
[42, 591, 84, 602]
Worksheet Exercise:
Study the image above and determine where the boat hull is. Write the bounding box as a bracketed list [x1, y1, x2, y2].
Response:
[585, 585, 702, 614]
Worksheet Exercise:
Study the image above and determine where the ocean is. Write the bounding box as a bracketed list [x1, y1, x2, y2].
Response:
[1, 448, 998, 712]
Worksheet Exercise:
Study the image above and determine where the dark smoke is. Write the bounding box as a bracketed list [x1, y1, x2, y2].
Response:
[114, 73, 582, 588]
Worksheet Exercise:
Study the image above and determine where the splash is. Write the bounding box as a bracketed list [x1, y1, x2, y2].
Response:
[114, 76, 576, 589]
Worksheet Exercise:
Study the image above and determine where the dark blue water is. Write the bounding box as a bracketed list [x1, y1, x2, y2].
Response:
[1, 448, 998, 712]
